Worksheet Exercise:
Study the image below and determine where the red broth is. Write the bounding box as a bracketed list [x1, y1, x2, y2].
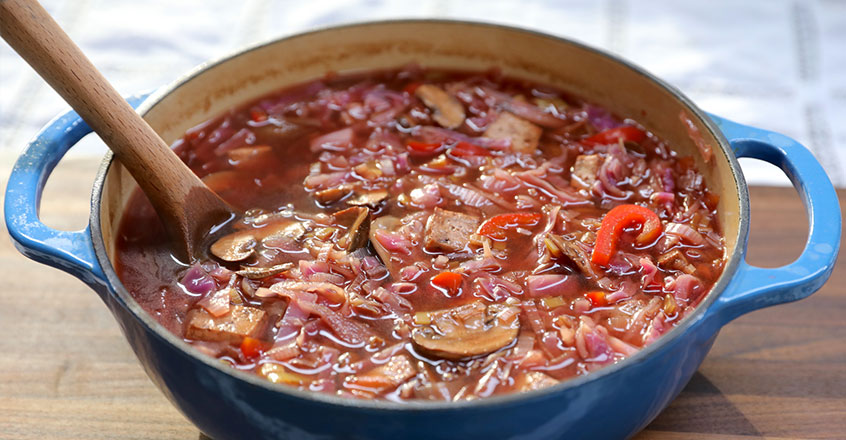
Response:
[115, 66, 724, 401]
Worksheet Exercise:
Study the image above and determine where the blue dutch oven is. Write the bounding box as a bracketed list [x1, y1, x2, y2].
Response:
[4, 21, 841, 440]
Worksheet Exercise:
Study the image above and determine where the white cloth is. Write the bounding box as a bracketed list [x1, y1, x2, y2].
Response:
[2, 0, 844, 186]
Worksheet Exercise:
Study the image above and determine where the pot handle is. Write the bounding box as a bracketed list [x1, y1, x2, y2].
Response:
[708, 114, 841, 323]
[4, 94, 149, 288]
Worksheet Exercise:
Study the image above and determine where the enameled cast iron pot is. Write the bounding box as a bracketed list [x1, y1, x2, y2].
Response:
[5, 21, 841, 440]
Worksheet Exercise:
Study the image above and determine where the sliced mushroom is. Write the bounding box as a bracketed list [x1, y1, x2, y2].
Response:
[545, 234, 594, 276]
[236, 262, 294, 279]
[415, 84, 465, 129]
[332, 206, 371, 252]
[314, 184, 355, 205]
[369, 215, 403, 278]
[411, 301, 520, 361]
[346, 189, 388, 208]
[240, 209, 293, 228]
[210, 230, 257, 262]
[657, 249, 696, 274]
[353, 161, 383, 181]
[260, 221, 308, 246]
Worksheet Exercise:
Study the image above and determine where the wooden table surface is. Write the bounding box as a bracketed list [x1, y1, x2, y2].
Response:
[1, 155, 844, 440]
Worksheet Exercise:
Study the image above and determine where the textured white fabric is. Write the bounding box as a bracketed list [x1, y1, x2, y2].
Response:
[2, 0, 844, 186]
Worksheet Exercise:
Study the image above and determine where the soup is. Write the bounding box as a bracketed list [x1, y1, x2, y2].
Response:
[115, 66, 724, 401]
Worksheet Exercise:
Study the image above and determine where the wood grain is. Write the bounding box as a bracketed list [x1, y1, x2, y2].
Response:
[1, 154, 843, 439]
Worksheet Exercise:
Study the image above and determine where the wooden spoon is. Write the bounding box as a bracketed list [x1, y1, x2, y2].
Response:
[0, 0, 234, 261]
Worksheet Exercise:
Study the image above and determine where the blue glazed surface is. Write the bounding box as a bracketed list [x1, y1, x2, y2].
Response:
[4, 95, 147, 291]
[707, 113, 841, 325]
[4, 102, 840, 439]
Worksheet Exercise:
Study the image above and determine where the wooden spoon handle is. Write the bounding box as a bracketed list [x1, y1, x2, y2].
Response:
[0, 0, 232, 259]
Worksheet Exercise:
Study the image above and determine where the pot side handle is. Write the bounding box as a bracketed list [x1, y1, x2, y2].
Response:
[4, 94, 149, 288]
[708, 114, 841, 323]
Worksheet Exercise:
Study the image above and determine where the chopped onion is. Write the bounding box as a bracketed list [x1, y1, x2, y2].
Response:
[310, 127, 354, 152]
[525, 274, 579, 298]
[665, 222, 705, 245]
[181, 266, 216, 296]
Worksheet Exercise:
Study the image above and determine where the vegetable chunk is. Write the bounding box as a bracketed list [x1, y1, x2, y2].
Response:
[411, 301, 520, 360]
[483, 112, 542, 154]
[415, 84, 466, 129]
[345, 355, 417, 393]
[571, 154, 601, 189]
[185, 305, 268, 344]
[424, 207, 480, 253]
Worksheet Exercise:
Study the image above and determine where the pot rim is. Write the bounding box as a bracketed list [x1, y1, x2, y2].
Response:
[89, 18, 749, 411]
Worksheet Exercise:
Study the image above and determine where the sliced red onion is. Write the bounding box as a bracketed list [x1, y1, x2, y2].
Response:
[272, 286, 370, 346]
[399, 265, 424, 282]
[510, 330, 536, 360]
[361, 256, 388, 279]
[261, 80, 326, 113]
[575, 317, 613, 363]
[181, 265, 216, 296]
[515, 167, 584, 204]
[680, 111, 713, 163]
[304, 171, 348, 190]
[607, 334, 639, 356]
[480, 87, 565, 128]
[208, 266, 233, 284]
[300, 260, 330, 278]
[415, 126, 510, 150]
[215, 128, 255, 155]
[372, 287, 412, 313]
[472, 274, 521, 302]
[650, 191, 675, 207]
[480, 169, 521, 193]
[460, 256, 501, 273]
[278, 280, 347, 304]
[373, 230, 413, 255]
[266, 341, 301, 362]
[643, 313, 668, 345]
[597, 156, 626, 197]
[605, 281, 637, 304]
[585, 105, 621, 131]
[639, 257, 658, 287]
[409, 183, 442, 208]
[308, 272, 346, 285]
[665, 222, 705, 245]
[367, 127, 404, 151]
[197, 287, 230, 317]
[525, 274, 579, 298]
[671, 274, 704, 304]
[379, 157, 396, 176]
[310, 127, 354, 152]
[388, 282, 418, 295]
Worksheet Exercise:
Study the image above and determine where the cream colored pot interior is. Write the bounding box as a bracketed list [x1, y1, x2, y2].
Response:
[100, 21, 740, 264]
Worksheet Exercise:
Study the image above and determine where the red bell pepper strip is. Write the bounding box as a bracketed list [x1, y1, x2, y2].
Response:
[240, 336, 264, 359]
[585, 291, 608, 307]
[478, 212, 543, 241]
[431, 271, 462, 293]
[591, 204, 662, 266]
[407, 140, 443, 156]
[585, 126, 646, 145]
[403, 81, 422, 95]
[449, 141, 491, 158]
[249, 109, 268, 123]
